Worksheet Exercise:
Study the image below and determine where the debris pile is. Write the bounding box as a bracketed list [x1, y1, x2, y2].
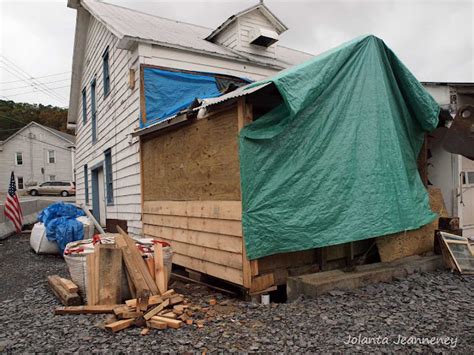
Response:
[49, 227, 209, 333]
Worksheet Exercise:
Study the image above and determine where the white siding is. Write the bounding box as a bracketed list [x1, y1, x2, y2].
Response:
[0, 125, 74, 192]
[236, 10, 278, 58]
[74, 17, 142, 236]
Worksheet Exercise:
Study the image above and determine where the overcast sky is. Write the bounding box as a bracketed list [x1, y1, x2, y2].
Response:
[0, 0, 472, 108]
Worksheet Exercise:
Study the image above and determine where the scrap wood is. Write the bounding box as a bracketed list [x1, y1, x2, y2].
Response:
[154, 243, 167, 294]
[105, 318, 135, 333]
[141, 328, 150, 336]
[48, 275, 81, 306]
[116, 227, 159, 295]
[143, 299, 170, 320]
[169, 295, 184, 305]
[58, 278, 78, 293]
[86, 253, 98, 306]
[55, 305, 122, 315]
[126, 294, 163, 308]
[137, 290, 151, 311]
[161, 312, 177, 319]
[151, 316, 183, 329]
[95, 244, 122, 305]
[146, 320, 167, 330]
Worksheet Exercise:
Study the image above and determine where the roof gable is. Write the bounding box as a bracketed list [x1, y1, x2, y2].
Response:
[1, 121, 75, 146]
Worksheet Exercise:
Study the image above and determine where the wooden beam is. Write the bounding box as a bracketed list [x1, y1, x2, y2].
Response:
[58, 278, 78, 294]
[86, 253, 98, 305]
[47, 275, 81, 306]
[154, 243, 167, 294]
[105, 319, 134, 333]
[55, 305, 122, 315]
[150, 316, 183, 329]
[95, 244, 123, 305]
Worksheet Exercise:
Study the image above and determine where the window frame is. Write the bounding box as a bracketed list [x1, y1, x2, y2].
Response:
[49, 175, 56, 181]
[17, 176, 24, 190]
[15, 152, 23, 166]
[102, 47, 111, 97]
[48, 150, 56, 164]
[82, 87, 87, 124]
[84, 164, 89, 204]
[104, 148, 114, 205]
[91, 78, 97, 144]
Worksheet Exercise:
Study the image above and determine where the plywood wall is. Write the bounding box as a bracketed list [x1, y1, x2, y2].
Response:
[141, 108, 241, 201]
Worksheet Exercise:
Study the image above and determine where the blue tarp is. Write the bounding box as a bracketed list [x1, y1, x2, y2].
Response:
[143, 68, 250, 127]
[38, 202, 85, 254]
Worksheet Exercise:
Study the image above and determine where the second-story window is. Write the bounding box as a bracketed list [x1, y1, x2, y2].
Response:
[15, 152, 23, 165]
[103, 47, 110, 97]
[82, 88, 87, 124]
[48, 150, 56, 164]
[91, 78, 97, 143]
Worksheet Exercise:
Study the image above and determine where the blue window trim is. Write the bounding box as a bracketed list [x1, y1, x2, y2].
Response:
[84, 164, 89, 204]
[90, 78, 97, 144]
[104, 148, 114, 205]
[81, 88, 87, 125]
[102, 47, 111, 98]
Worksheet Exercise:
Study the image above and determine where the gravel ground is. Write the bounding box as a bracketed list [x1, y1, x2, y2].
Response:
[0, 234, 473, 353]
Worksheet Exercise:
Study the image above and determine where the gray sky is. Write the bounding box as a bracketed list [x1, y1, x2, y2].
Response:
[0, 0, 473, 108]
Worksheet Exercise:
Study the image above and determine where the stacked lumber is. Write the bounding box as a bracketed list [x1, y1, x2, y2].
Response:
[47, 275, 81, 306]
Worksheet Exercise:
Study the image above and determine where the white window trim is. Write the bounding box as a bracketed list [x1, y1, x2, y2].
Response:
[17, 176, 24, 190]
[15, 152, 23, 166]
[48, 150, 56, 164]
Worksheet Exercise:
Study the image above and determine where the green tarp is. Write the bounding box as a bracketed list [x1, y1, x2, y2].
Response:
[239, 35, 440, 260]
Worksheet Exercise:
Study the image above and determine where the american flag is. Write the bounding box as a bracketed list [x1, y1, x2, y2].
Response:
[4, 172, 23, 233]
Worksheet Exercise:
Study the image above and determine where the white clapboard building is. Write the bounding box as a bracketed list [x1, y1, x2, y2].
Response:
[66, 0, 313, 235]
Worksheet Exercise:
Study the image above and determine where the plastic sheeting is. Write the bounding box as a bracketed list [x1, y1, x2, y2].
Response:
[143, 68, 249, 126]
[38, 202, 85, 254]
[239, 35, 440, 260]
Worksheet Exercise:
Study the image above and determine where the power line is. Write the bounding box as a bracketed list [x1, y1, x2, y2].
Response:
[1, 85, 70, 98]
[0, 127, 21, 132]
[1, 78, 70, 91]
[0, 56, 67, 104]
[0, 113, 28, 125]
[0, 71, 71, 85]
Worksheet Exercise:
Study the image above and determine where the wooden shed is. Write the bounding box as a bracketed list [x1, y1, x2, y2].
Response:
[136, 83, 374, 294]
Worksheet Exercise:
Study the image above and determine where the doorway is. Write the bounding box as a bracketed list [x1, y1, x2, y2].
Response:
[91, 165, 106, 227]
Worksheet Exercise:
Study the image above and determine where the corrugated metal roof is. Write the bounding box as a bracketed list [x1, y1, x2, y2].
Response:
[81, 0, 312, 69]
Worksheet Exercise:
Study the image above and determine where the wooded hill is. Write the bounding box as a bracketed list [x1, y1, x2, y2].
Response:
[0, 100, 72, 141]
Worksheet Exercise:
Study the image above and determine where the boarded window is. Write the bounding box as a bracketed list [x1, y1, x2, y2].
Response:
[82, 88, 87, 124]
[103, 47, 111, 97]
[91, 79, 97, 143]
[104, 148, 113, 205]
[15, 152, 23, 165]
[48, 150, 56, 164]
[84, 164, 89, 204]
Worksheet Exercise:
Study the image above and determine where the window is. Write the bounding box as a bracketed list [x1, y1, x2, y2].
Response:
[82, 88, 87, 124]
[15, 152, 23, 165]
[91, 79, 97, 143]
[104, 148, 114, 205]
[49, 175, 56, 181]
[466, 171, 474, 185]
[102, 47, 111, 97]
[84, 165, 89, 204]
[17, 176, 24, 190]
[48, 150, 56, 164]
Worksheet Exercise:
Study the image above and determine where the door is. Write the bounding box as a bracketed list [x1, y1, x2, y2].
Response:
[460, 170, 474, 236]
[91, 166, 107, 227]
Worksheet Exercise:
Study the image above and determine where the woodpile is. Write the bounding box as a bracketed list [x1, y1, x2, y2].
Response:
[49, 227, 203, 333]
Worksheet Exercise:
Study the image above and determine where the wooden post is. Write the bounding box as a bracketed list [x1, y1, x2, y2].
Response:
[95, 244, 123, 305]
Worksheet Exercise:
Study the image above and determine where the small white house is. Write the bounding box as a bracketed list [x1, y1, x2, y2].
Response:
[423, 82, 474, 237]
[0, 121, 75, 192]
[66, 0, 313, 235]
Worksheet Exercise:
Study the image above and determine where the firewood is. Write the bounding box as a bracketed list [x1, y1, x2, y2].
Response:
[147, 320, 167, 330]
[151, 316, 182, 329]
[143, 299, 170, 320]
[141, 328, 150, 336]
[169, 295, 184, 305]
[105, 319, 134, 333]
[58, 278, 79, 293]
[47, 275, 81, 306]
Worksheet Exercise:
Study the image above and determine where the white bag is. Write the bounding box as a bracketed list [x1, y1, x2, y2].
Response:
[30, 222, 60, 254]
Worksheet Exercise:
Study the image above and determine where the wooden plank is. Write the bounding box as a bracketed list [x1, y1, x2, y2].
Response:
[143, 224, 242, 254]
[142, 214, 242, 237]
[47, 275, 81, 306]
[58, 278, 79, 294]
[95, 244, 122, 305]
[105, 319, 134, 333]
[143, 299, 170, 320]
[157, 238, 243, 270]
[150, 316, 183, 329]
[86, 253, 98, 306]
[115, 228, 158, 295]
[146, 257, 155, 281]
[154, 243, 167, 294]
[146, 320, 167, 330]
[141, 107, 241, 201]
[250, 273, 275, 293]
[143, 200, 242, 221]
[242, 242, 252, 289]
[55, 305, 122, 315]
[172, 254, 243, 285]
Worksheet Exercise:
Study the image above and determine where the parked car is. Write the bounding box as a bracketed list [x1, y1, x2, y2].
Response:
[28, 181, 76, 197]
